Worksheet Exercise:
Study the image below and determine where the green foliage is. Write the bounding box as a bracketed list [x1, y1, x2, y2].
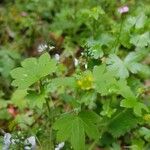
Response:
[0, 50, 20, 78]
[121, 99, 148, 116]
[100, 100, 116, 118]
[107, 48, 150, 79]
[93, 64, 116, 95]
[26, 89, 46, 109]
[11, 53, 57, 89]
[139, 127, 150, 141]
[0, 0, 150, 149]
[11, 89, 27, 109]
[107, 109, 139, 137]
[85, 38, 104, 59]
[107, 54, 129, 79]
[130, 32, 150, 48]
[54, 113, 85, 150]
[53, 111, 100, 150]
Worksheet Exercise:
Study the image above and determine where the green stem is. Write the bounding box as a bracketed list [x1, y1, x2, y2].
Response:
[35, 136, 43, 150]
[45, 98, 51, 116]
[45, 97, 55, 150]
[114, 16, 124, 54]
[88, 140, 98, 150]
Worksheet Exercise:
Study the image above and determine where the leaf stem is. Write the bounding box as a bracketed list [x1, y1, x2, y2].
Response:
[88, 140, 98, 150]
[45, 98, 51, 116]
[45, 97, 55, 150]
[114, 16, 124, 54]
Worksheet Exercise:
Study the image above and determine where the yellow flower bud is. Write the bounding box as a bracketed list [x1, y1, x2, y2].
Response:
[77, 74, 93, 90]
[143, 114, 150, 121]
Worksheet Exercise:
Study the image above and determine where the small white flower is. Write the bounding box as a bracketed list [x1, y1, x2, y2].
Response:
[74, 58, 79, 66]
[54, 53, 60, 61]
[37, 44, 55, 53]
[24, 146, 32, 150]
[55, 142, 65, 150]
[37, 44, 48, 52]
[49, 46, 55, 50]
[85, 64, 88, 69]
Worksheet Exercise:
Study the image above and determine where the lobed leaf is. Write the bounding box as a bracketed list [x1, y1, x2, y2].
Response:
[107, 109, 139, 137]
[53, 111, 100, 150]
[11, 53, 57, 89]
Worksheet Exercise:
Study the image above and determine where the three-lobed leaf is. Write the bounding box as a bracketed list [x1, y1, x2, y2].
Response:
[106, 49, 150, 79]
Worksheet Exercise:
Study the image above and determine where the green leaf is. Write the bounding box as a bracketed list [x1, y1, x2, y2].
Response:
[46, 77, 76, 93]
[85, 38, 104, 59]
[137, 65, 150, 78]
[81, 6, 105, 21]
[124, 16, 136, 30]
[107, 49, 150, 78]
[106, 54, 129, 79]
[107, 109, 139, 137]
[71, 117, 85, 150]
[0, 109, 11, 120]
[0, 50, 20, 78]
[53, 111, 100, 150]
[116, 79, 148, 116]
[133, 102, 148, 116]
[80, 91, 97, 109]
[119, 30, 131, 48]
[124, 13, 147, 30]
[79, 111, 100, 140]
[11, 89, 28, 109]
[139, 127, 150, 141]
[53, 113, 74, 141]
[0, 91, 9, 109]
[120, 99, 136, 108]
[89, 6, 105, 20]
[130, 32, 150, 47]
[124, 49, 150, 75]
[100, 100, 116, 118]
[14, 114, 34, 129]
[93, 65, 116, 95]
[26, 89, 46, 109]
[11, 52, 57, 89]
[120, 99, 148, 116]
[115, 80, 148, 116]
[135, 13, 147, 29]
[53, 114, 85, 150]
[131, 139, 145, 150]
[116, 79, 136, 100]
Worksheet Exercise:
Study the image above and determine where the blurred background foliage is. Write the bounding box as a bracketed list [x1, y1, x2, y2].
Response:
[0, 0, 150, 149]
